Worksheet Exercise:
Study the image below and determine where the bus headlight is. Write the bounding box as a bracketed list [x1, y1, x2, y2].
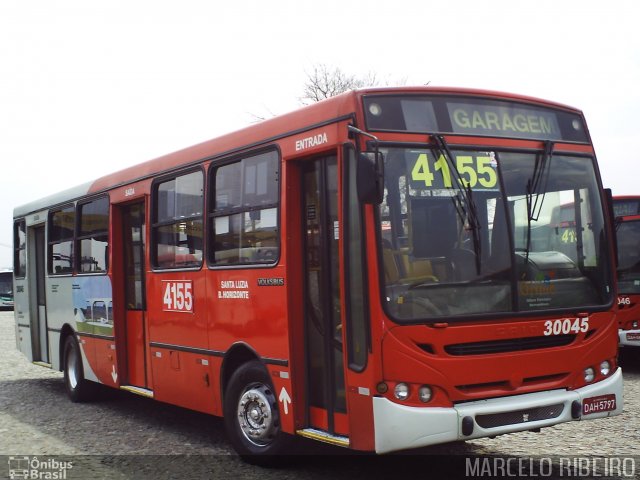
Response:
[584, 367, 595, 383]
[600, 361, 611, 376]
[418, 386, 433, 403]
[394, 383, 410, 400]
[633, 321, 639, 329]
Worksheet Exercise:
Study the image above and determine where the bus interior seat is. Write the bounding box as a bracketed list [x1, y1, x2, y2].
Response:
[382, 239, 438, 284]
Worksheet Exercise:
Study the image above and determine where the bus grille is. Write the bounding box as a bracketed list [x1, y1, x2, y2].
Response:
[475, 403, 564, 429]
[445, 334, 575, 356]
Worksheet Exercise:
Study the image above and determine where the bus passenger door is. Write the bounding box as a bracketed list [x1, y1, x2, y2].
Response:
[301, 155, 348, 438]
[121, 202, 149, 389]
[30, 225, 49, 364]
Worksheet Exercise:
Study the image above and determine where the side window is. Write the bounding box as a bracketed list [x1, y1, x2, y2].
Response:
[209, 150, 279, 266]
[77, 196, 109, 273]
[152, 170, 204, 269]
[13, 220, 26, 278]
[48, 205, 75, 274]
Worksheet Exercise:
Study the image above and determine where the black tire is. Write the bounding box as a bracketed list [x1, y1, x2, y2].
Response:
[63, 335, 98, 403]
[223, 360, 291, 465]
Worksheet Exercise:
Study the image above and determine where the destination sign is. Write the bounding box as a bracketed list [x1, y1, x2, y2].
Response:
[448, 102, 560, 140]
[363, 95, 589, 143]
[613, 200, 640, 217]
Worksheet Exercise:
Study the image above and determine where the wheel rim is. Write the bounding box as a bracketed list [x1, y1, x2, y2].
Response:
[236, 384, 278, 447]
[67, 346, 79, 390]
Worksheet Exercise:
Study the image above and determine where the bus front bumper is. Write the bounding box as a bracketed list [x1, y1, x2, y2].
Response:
[372, 367, 623, 454]
[619, 328, 640, 347]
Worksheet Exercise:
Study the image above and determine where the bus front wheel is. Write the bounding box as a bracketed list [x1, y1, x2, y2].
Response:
[63, 335, 97, 403]
[223, 360, 291, 464]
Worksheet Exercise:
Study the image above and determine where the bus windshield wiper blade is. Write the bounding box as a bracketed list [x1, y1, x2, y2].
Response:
[431, 134, 482, 275]
[523, 141, 554, 269]
[527, 141, 554, 221]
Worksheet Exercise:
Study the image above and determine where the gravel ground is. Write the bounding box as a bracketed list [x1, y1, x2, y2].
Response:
[1, 310, 638, 479]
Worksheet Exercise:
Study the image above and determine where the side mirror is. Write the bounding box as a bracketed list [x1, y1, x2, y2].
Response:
[357, 151, 384, 204]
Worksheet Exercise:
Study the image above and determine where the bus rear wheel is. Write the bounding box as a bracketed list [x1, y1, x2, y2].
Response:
[223, 360, 291, 464]
[63, 335, 97, 402]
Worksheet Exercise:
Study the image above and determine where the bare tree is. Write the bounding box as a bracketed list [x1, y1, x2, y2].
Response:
[251, 64, 409, 121]
[300, 64, 382, 105]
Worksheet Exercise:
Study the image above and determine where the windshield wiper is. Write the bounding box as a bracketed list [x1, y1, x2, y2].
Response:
[431, 134, 482, 275]
[523, 141, 554, 270]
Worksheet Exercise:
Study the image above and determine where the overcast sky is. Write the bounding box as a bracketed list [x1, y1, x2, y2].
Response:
[1, 0, 638, 268]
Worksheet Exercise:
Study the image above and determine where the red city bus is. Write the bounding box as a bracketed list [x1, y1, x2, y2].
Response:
[13, 87, 622, 461]
[614, 196, 640, 348]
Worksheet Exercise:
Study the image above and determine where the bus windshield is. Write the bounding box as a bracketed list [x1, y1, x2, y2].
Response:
[379, 147, 611, 321]
[617, 219, 640, 294]
[0, 272, 12, 308]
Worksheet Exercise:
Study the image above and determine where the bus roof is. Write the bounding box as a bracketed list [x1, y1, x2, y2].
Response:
[13, 86, 584, 219]
[14, 181, 94, 219]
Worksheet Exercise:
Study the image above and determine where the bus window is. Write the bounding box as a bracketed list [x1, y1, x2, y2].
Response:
[13, 220, 26, 278]
[78, 196, 109, 273]
[152, 170, 204, 269]
[617, 219, 640, 294]
[48, 205, 75, 275]
[209, 150, 280, 266]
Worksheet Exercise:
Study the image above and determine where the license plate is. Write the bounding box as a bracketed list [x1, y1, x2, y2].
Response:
[626, 332, 640, 342]
[583, 394, 616, 415]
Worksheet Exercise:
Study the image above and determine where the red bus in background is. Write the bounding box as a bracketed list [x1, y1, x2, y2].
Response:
[614, 196, 640, 348]
[13, 87, 622, 462]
